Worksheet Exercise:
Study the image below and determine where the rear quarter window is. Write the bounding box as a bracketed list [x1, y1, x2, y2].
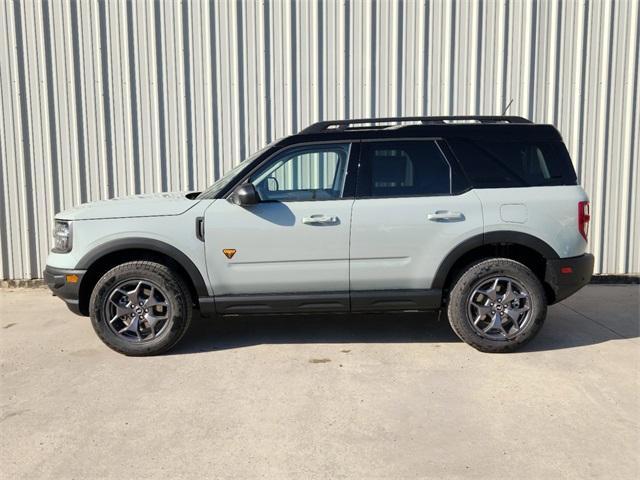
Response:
[448, 139, 577, 188]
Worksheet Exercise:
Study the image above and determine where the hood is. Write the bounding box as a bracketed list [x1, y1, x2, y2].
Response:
[55, 192, 201, 221]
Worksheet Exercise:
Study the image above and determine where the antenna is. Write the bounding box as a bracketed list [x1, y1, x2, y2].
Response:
[502, 98, 514, 116]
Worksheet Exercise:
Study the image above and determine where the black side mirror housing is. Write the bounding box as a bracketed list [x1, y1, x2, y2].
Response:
[231, 183, 260, 206]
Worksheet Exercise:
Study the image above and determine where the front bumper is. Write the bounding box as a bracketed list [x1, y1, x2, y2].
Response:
[44, 266, 87, 316]
[545, 253, 594, 303]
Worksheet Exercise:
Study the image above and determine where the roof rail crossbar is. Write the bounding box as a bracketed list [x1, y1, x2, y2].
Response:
[300, 115, 532, 134]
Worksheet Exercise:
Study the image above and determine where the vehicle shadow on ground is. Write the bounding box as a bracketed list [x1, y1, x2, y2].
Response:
[170, 303, 638, 355]
[517, 302, 639, 353]
[172, 312, 457, 354]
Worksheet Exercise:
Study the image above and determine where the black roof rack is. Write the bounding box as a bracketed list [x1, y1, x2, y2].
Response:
[300, 116, 532, 134]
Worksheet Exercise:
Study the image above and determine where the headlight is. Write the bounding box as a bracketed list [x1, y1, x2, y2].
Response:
[52, 220, 72, 253]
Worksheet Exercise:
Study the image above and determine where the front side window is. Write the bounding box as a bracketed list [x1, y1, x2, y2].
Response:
[251, 144, 351, 202]
[358, 140, 451, 198]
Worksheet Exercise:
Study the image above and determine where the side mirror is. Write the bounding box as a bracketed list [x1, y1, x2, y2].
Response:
[231, 183, 260, 206]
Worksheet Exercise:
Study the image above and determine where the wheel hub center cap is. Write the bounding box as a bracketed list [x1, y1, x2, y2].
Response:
[134, 306, 143, 315]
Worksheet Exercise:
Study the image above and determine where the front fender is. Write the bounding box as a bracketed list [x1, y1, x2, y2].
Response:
[76, 237, 210, 297]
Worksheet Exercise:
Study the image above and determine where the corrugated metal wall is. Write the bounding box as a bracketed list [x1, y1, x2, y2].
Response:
[1, 0, 638, 279]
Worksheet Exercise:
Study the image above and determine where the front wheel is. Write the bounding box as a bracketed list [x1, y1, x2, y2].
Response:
[89, 261, 192, 356]
[447, 258, 547, 353]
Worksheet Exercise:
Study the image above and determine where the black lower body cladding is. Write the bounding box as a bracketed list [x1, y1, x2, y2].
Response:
[544, 254, 595, 303]
[43, 265, 87, 315]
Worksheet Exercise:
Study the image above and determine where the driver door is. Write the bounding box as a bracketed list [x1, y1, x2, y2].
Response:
[203, 142, 357, 314]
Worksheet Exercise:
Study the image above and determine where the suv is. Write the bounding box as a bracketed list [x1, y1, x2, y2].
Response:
[45, 116, 594, 356]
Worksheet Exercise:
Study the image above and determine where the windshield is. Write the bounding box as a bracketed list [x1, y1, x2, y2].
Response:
[197, 142, 276, 199]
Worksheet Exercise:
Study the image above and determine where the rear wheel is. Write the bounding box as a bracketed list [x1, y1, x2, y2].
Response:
[447, 258, 546, 353]
[89, 261, 192, 356]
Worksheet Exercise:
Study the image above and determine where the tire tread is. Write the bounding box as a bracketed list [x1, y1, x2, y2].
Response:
[89, 261, 192, 356]
[446, 258, 546, 353]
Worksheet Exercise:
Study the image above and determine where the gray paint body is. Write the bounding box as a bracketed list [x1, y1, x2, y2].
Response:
[46, 182, 589, 299]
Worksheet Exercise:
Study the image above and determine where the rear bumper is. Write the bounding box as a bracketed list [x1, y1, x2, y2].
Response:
[545, 253, 594, 303]
[44, 265, 87, 316]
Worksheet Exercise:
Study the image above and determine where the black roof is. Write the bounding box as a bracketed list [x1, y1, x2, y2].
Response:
[285, 116, 563, 144]
[203, 116, 567, 199]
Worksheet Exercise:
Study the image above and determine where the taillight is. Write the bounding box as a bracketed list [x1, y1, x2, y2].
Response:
[578, 201, 590, 241]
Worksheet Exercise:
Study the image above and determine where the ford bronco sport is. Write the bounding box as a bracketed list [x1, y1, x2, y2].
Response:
[45, 116, 594, 355]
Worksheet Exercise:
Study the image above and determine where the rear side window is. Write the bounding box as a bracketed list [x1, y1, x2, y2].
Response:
[357, 140, 451, 198]
[448, 139, 577, 188]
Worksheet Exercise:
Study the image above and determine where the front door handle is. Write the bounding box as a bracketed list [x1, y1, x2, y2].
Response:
[302, 214, 339, 225]
[428, 210, 465, 222]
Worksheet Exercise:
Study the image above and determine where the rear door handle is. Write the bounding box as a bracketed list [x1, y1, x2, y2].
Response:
[302, 214, 339, 225]
[428, 210, 465, 222]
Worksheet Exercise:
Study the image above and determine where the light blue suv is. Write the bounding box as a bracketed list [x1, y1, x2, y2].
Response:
[45, 116, 594, 355]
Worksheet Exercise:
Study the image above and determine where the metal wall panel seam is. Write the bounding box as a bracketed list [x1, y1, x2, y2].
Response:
[593, 0, 615, 273]
[621, 0, 640, 273]
[11, 0, 38, 277]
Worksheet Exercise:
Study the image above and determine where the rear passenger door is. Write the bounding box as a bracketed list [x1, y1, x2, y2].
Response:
[349, 139, 483, 310]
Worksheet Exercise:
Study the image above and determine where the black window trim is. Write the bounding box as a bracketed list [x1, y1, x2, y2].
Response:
[444, 137, 578, 189]
[436, 139, 473, 195]
[355, 137, 459, 200]
[223, 139, 360, 203]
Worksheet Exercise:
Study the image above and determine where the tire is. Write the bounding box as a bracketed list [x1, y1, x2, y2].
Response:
[89, 261, 192, 356]
[446, 258, 546, 353]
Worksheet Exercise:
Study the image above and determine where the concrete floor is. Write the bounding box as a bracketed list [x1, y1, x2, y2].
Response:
[0, 285, 638, 479]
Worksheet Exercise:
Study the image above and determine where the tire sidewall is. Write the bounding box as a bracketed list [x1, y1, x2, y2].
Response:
[447, 258, 547, 352]
[89, 262, 191, 356]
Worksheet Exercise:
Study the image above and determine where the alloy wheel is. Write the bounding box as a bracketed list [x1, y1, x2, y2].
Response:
[103, 279, 173, 342]
[466, 276, 532, 341]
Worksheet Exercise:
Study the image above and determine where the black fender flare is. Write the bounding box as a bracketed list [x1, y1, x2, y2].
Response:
[76, 237, 209, 297]
[431, 231, 559, 289]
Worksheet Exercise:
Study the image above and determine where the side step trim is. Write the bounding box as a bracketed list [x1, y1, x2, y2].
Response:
[351, 289, 442, 311]
[214, 292, 349, 314]
[199, 289, 442, 315]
